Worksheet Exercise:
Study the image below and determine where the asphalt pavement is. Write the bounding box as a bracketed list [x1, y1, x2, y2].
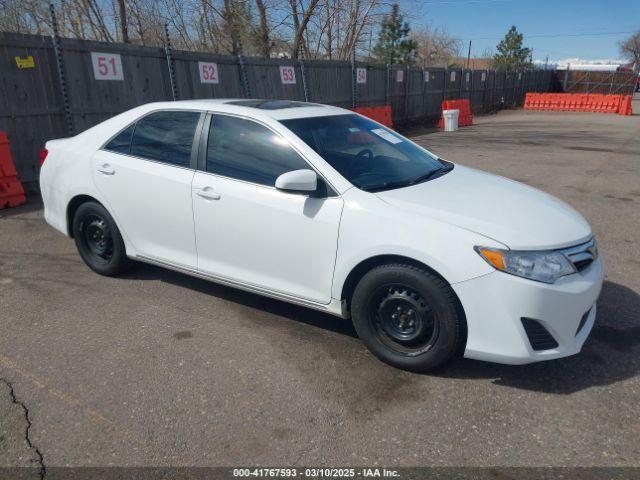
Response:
[0, 97, 639, 470]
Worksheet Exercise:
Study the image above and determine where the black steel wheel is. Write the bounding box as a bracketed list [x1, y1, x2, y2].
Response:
[351, 263, 465, 372]
[81, 214, 114, 263]
[371, 285, 439, 356]
[72, 201, 131, 276]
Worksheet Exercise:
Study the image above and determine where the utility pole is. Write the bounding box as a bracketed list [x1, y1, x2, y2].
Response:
[544, 55, 549, 70]
[466, 40, 472, 68]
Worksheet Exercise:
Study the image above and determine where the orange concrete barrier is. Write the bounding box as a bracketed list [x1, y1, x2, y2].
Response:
[352, 106, 394, 128]
[524, 93, 632, 116]
[0, 132, 26, 209]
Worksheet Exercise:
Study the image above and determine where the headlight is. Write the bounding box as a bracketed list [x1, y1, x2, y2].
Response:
[474, 246, 576, 284]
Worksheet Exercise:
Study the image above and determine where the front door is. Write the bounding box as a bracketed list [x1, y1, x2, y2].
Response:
[192, 114, 343, 304]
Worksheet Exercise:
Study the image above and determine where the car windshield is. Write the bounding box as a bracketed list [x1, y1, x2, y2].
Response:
[280, 114, 451, 192]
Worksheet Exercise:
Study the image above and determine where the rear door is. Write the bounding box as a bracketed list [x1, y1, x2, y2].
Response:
[92, 110, 204, 268]
[191, 113, 343, 304]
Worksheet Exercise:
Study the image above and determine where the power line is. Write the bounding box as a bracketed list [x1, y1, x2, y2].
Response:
[463, 30, 636, 41]
[422, 0, 511, 4]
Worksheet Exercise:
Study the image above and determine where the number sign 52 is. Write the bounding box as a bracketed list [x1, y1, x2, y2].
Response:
[198, 62, 220, 84]
[91, 52, 123, 81]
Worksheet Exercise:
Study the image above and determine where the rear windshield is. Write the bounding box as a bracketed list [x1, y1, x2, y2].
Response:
[281, 114, 448, 192]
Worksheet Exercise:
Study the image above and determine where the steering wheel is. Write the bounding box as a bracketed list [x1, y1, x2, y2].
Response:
[347, 148, 374, 176]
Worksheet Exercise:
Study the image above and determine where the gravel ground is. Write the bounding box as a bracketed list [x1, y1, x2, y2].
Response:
[0, 97, 639, 470]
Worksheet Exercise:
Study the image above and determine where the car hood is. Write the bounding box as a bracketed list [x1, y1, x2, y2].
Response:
[375, 164, 592, 250]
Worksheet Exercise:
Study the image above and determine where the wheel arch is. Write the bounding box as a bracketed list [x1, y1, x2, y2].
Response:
[339, 254, 467, 349]
[66, 194, 104, 237]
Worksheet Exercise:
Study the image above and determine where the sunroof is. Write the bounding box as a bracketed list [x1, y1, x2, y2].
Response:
[227, 100, 321, 110]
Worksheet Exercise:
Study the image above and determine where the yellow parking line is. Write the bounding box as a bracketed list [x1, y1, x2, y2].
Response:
[0, 352, 120, 433]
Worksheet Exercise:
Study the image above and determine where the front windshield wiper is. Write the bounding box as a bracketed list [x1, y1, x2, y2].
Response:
[408, 163, 454, 186]
[360, 163, 454, 193]
[360, 180, 414, 193]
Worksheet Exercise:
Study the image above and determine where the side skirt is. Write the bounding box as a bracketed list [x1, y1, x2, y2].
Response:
[134, 254, 348, 318]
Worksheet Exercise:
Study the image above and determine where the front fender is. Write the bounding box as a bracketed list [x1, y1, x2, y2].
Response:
[331, 189, 505, 300]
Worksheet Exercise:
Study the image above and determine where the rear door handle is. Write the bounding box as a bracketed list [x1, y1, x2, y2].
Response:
[196, 187, 221, 201]
[97, 163, 115, 175]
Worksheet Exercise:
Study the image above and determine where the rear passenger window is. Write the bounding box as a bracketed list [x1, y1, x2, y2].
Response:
[130, 111, 200, 167]
[206, 115, 310, 186]
[104, 124, 135, 154]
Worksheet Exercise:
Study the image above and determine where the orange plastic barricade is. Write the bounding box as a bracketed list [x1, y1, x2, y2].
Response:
[618, 95, 633, 116]
[0, 132, 26, 209]
[352, 106, 394, 128]
[524, 93, 633, 116]
[438, 99, 473, 129]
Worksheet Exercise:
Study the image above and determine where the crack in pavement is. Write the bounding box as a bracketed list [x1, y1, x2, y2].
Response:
[0, 378, 46, 479]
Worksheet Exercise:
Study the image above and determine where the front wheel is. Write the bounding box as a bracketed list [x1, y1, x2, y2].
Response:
[72, 201, 131, 276]
[351, 263, 465, 372]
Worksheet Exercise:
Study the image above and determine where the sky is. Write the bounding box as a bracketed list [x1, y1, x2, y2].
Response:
[402, 0, 639, 64]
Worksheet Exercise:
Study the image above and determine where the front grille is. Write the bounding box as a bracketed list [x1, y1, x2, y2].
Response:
[560, 238, 598, 272]
[521, 318, 559, 351]
[575, 308, 592, 336]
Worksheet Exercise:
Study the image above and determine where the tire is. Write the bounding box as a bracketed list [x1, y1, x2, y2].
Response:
[72, 201, 132, 276]
[351, 263, 464, 372]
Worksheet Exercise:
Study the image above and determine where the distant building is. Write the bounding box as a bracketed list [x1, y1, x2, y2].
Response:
[451, 57, 494, 69]
[548, 59, 624, 71]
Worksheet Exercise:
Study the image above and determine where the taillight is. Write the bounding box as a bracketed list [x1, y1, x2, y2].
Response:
[39, 148, 48, 166]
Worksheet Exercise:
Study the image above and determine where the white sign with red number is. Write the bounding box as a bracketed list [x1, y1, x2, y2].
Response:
[356, 67, 367, 84]
[481, 72, 486, 82]
[450, 71, 456, 82]
[424, 71, 430, 83]
[198, 62, 220, 84]
[280, 66, 296, 84]
[396, 69, 404, 82]
[91, 52, 123, 81]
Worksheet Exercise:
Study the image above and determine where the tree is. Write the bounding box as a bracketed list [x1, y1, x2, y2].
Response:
[412, 27, 461, 67]
[254, 0, 271, 57]
[619, 31, 640, 71]
[372, 3, 416, 65]
[289, 0, 321, 58]
[493, 26, 533, 71]
[117, 0, 129, 42]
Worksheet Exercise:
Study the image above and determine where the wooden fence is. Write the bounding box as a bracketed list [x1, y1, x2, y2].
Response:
[1, 31, 554, 183]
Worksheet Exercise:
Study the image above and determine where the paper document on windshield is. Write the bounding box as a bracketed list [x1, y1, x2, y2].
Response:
[370, 128, 402, 144]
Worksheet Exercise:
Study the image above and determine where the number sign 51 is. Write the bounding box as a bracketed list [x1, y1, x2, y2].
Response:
[91, 52, 123, 81]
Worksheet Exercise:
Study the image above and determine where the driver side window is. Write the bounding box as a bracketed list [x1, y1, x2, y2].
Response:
[207, 115, 310, 187]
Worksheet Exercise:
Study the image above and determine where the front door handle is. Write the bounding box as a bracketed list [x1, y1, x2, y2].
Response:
[196, 187, 221, 201]
[97, 163, 115, 175]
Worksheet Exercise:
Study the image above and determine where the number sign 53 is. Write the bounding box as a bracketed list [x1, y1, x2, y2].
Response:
[279, 66, 296, 84]
[91, 52, 123, 81]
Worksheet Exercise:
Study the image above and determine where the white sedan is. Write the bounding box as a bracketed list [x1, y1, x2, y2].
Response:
[40, 99, 603, 371]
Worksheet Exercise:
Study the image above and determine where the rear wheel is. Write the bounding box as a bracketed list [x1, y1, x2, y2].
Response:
[351, 263, 464, 372]
[72, 202, 131, 276]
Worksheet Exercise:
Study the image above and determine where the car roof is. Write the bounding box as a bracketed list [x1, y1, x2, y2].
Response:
[140, 99, 352, 121]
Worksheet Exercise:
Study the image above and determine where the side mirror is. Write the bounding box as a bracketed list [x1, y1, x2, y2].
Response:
[275, 169, 318, 193]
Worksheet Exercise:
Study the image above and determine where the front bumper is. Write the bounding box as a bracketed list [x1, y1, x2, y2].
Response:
[453, 256, 604, 365]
